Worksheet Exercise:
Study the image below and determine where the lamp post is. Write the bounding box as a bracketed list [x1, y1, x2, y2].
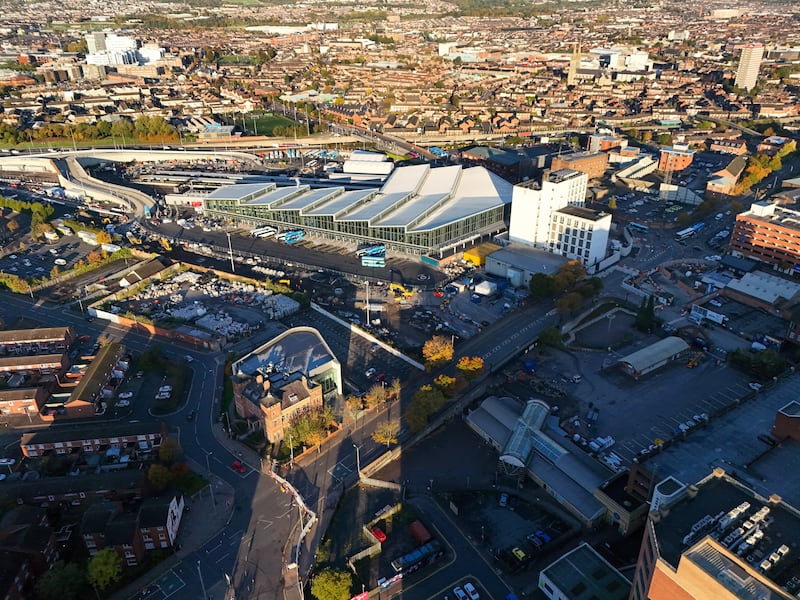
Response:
[197, 560, 207, 600]
[288, 433, 294, 469]
[205, 452, 216, 511]
[226, 231, 235, 273]
[353, 443, 361, 474]
[365, 281, 370, 325]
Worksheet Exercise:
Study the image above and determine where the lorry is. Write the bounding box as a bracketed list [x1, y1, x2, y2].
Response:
[409, 520, 432, 546]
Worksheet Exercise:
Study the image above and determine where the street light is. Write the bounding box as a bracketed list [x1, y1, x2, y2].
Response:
[197, 560, 207, 600]
[205, 452, 216, 511]
[353, 443, 361, 474]
[226, 231, 235, 273]
[288, 433, 294, 469]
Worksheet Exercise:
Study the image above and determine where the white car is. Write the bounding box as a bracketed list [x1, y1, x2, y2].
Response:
[365, 367, 376, 379]
[0, 458, 15, 466]
[185, 355, 194, 362]
[464, 583, 480, 600]
[155, 392, 171, 400]
[749, 382, 763, 391]
[704, 255, 722, 262]
[116, 400, 130, 407]
[118, 392, 134, 399]
[158, 385, 172, 393]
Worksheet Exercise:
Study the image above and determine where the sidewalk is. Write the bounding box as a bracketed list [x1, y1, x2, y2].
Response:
[110, 457, 236, 600]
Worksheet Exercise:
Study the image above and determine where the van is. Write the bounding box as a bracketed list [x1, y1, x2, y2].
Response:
[715, 213, 723, 220]
[570, 375, 582, 384]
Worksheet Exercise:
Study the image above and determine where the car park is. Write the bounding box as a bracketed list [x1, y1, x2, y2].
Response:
[464, 582, 480, 600]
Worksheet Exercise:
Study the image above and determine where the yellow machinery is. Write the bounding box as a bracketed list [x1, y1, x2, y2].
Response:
[160, 238, 172, 252]
[126, 231, 142, 245]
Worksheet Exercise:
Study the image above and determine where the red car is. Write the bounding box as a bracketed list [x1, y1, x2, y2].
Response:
[375, 373, 386, 383]
[433, 290, 444, 298]
[79, 335, 91, 342]
[231, 460, 247, 474]
[371, 527, 387, 542]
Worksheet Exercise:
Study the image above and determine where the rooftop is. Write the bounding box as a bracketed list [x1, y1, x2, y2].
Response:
[541, 542, 631, 600]
[69, 342, 125, 403]
[234, 326, 338, 379]
[20, 421, 163, 447]
[654, 472, 800, 594]
[556, 205, 611, 222]
[486, 243, 568, 275]
[0, 327, 72, 345]
[643, 375, 800, 509]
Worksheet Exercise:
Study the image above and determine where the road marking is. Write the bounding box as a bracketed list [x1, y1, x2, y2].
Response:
[258, 518, 273, 530]
[215, 552, 230, 564]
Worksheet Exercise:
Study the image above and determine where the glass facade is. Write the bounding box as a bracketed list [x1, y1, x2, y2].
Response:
[204, 196, 510, 255]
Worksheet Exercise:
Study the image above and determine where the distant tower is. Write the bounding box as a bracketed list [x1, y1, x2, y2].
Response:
[735, 44, 764, 91]
[567, 42, 580, 86]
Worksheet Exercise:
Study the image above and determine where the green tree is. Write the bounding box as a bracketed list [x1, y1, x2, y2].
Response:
[148, 463, 173, 491]
[35, 561, 88, 600]
[538, 327, 564, 349]
[406, 385, 445, 432]
[372, 422, 399, 448]
[553, 260, 586, 293]
[310, 567, 353, 600]
[528, 272, 555, 300]
[345, 395, 363, 421]
[158, 436, 182, 462]
[433, 373, 458, 396]
[555, 291, 584, 315]
[87, 548, 122, 591]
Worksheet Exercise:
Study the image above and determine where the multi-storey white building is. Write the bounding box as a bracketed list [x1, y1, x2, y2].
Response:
[548, 206, 612, 268]
[509, 169, 612, 267]
[735, 44, 763, 91]
[509, 169, 587, 246]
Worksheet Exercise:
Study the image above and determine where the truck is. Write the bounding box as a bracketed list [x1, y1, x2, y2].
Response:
[409, 520, 432, 546]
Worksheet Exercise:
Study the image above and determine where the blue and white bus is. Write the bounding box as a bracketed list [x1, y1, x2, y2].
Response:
[361, 255, 386, 268]
[675, 227, 696, 242]
[627, 222, 649, 234]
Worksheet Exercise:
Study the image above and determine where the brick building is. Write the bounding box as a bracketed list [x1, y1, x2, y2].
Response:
[0, 387, 50, 420]
[729, 201, 800, 270]
[551, 151, 608, 180]
[0, 327, 74, 354]
[20, 421, 165, 458]
[231, 327, 341, 443]
[658, 145, 695, 172]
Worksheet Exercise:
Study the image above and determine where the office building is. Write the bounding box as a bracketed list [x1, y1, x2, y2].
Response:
[658, 143, 695, 172]
[631, 468, 800, 600]
[509, 169, 587, 246]
[735, 44, 764, 92]
[729, 201, 800, 271]
[548, 205, 612, 268]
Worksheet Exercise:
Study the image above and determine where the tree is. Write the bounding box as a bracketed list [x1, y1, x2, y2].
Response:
[372, 422, 399, 448]
[95, 230, 112, 244]
[365, 384, 388, 408]
[456, 355, 484, 381]
[433, 373, 458, 396]
[158, 436, 182, 462]
[310, 567, 353, 600]
[406, 385, 445, 432]
[422, 335, 454, 369]
[538, 326, 564, 349]
[148, 463, 173, 491]
[528, 272, 555, 300]
[36, 561, 88, 600]
[345, 395, 363, 421]
[306, 429, 326, 453]
[387, 378, 402, 403]
[556, 292, 584, 315]
[553, 260, 586, 293]
[87, 548, 122, 591]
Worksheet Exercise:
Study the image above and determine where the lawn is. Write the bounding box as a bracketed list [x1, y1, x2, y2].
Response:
[242, 113, 299, 136]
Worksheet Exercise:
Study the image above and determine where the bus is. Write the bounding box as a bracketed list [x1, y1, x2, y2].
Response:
[628, 222, 649, 234]
[361, 255, 386, 268]
[675, 227, 696, 242]
[390, 540, 444, 574]
[356, 244, 386, 257]
[690, 222, 706, 234]
[250, 226, 276, 238]
[280, 230, 305, 244]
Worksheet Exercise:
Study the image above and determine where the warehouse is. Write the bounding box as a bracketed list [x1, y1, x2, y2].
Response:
[618, 336, 689, 379]
[202, 164, 513, 255]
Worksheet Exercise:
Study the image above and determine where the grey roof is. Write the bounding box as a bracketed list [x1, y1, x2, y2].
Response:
[20, 421, 163, 447]
[619, 336, 689, 373]
[244, 185, 308, 209]
[462, 145, 524, 166]
[303, 189, 376, 216]
[205, 183, 273, 201]
[487, 243, 568, 275]
[541, 542, 630, 600]
[0, 327, 72, 344]
[276, 186, 343, 211]
[235, 326, 339, 379]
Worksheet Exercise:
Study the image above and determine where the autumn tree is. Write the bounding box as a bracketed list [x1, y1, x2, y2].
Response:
[365, 383, 388, 408]
[433, 373, 458, 396]
[345, 395, 363, 421]
[538, 326, 564, 349]
[456, 355, 484, 381]
[95, 230, 112, 245]
[553, 260, 586, 293]
[556, 292, 584, 315]
[422, 335, 454, 369]
[528, 272, 555, 300]
[87, 549, 122, 591]
[372, 422, 399, 448]
[387, 378, 402, 403]
[158, 436, 182, 462]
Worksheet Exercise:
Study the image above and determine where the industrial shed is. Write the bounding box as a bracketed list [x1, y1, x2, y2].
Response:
[619, 336, 689, 379]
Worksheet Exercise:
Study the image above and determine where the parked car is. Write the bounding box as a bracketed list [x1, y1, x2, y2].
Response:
[159, 385, 173, 393]
[116, 400, 130, 407]
[370, 527, 387, 542]
[0, 458, 16, 466]
[453, 587, 468, 600]
[118, 391, 133, 399]
[499, 493, 509, 507]
[365, 367, 376, 379]
[187, 410, 196, 422]
[231, 460, 247, 474]
[749, 382, 763, 391]
[155, 392, 171, 400]
[464, 582, 480, 600]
